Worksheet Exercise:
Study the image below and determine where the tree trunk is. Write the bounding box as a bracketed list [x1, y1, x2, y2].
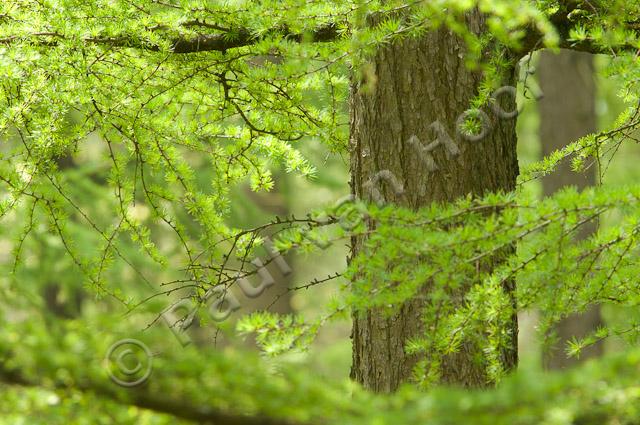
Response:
[349, 13, 519, 391]
[538, 49, 603, 369]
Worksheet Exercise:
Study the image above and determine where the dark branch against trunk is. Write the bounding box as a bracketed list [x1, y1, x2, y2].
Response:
[0, 24, 341, 54]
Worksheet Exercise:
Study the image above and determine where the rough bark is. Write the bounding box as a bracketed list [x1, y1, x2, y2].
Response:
[538, 48, 604, 369]
[349, 13, 519, 391]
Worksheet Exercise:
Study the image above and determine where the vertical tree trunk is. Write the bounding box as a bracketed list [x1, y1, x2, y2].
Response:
[349, 13, 519, 391]
[538, 49, 603, 369]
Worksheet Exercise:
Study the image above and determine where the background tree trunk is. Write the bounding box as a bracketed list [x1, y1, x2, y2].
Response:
[242, 173, 295, 316]
[349, 13, 519, 391]
[538, 49, 604, 369]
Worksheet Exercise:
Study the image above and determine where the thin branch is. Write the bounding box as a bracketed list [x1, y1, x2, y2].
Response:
[519, 1, 639, 57]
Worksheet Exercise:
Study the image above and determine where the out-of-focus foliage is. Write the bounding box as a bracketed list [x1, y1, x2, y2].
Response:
[3, 306, 640, 425]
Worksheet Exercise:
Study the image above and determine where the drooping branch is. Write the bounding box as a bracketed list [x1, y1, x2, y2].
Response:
[0, 365, 298, 425]
[2, 3, 637, 57]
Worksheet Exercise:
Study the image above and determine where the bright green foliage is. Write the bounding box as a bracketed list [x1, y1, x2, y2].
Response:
[2, 0, 640, 422]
